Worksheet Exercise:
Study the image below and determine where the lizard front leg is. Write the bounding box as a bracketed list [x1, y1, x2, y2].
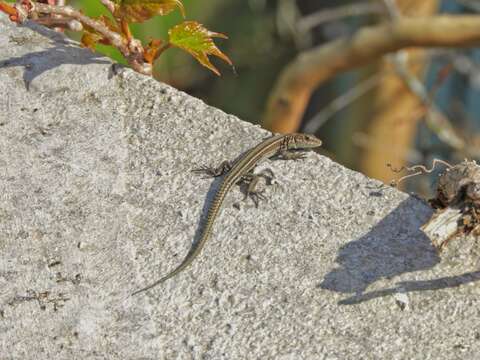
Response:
[273, 150, 307, 161]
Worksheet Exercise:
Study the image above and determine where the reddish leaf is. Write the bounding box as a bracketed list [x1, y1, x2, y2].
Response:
[81, 31, 102, 50]
[112, 0, 185, 23]
[168, 21, 231, 76]
[144, 39, 163, 64]
[81, 16, 120, 50]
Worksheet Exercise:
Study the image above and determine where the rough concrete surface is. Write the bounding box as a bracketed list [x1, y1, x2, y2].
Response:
[1, 14, 480, 360]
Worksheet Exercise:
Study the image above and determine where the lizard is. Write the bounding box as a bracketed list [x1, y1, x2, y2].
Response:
[132, 133, 322, 295]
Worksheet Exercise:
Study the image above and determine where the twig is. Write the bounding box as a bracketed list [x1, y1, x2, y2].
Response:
[297, 3, 386, 32]
[388, 159, 453, 187]
[393, 55, 465, 149]
[382, 0, 466, 151]
[32, 3, 124, 48]
[34, 16, 82, 31]
[304, 73, 381, 133]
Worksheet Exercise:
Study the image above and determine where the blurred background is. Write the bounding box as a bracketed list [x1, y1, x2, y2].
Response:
[70, 0, 480, 198]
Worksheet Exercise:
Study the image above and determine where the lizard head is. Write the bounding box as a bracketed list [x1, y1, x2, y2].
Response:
[290, 133, 322, 149]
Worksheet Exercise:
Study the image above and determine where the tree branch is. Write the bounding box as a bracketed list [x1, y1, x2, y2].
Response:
[262, 15, 480, 134]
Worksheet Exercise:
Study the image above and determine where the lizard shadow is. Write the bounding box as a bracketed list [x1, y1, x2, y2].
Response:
[1, 21, 112, 90]
[318, 196, 471, 304]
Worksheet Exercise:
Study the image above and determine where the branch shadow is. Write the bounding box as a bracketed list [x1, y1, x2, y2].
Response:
[338, 270, 480, 305]
[0, 21, 112, 89]
[318, 196, 475, 304]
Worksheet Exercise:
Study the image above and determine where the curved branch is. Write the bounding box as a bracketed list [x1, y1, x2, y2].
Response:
[262, 15, 480, 133]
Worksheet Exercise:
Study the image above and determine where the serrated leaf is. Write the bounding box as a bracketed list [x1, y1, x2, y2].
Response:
[112, 0, 185, 23]
[168, 21, 231, 76]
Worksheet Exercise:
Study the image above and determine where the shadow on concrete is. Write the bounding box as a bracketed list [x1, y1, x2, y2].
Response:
[338, 270, 480, 305]
[0, 21, 111, 89]
[317, 196, 470, 304]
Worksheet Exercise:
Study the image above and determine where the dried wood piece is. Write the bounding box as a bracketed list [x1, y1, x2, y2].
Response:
[421, 206, 462, 249]
[421, 160, 480, 250]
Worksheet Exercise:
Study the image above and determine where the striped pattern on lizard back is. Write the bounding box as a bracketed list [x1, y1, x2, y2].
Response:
[132, 133, 322, 295]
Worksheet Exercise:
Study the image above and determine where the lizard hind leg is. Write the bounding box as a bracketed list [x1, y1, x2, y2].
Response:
[239, 168, 275, 207]
[192, 160, 232, 178]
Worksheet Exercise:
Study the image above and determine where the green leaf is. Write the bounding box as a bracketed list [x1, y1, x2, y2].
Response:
[168, 21, 231, 76]
[112, 0, 185, 23]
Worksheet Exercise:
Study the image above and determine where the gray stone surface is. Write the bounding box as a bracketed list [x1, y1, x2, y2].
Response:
[1, 14, 480, 360]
